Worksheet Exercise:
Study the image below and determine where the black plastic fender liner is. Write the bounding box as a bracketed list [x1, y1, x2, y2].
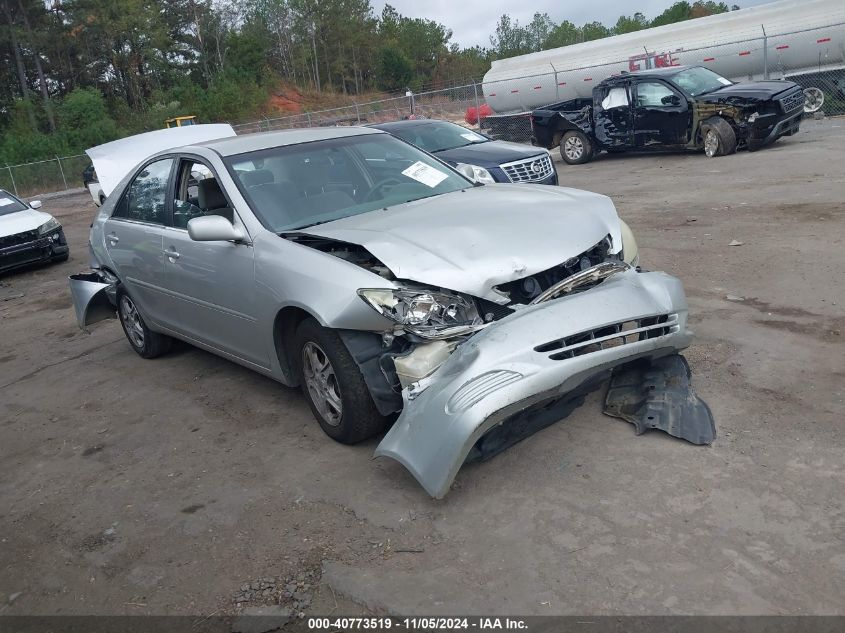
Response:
[337, 330, 404, 417]
[603, 354, 716, 445]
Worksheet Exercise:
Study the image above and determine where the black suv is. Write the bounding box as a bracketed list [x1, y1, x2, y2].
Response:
[531, 66, 805, 164]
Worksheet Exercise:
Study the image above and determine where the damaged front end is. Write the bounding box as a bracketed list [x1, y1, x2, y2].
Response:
[369, 268, 714, 498]
[68, 268, 118, 329]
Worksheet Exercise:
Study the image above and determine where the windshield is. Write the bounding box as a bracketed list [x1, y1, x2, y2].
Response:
[387, 121, 488, 153]
[226, 133, 472, 232]
[671, 67, 733, 96]
[0, 190, 28, 216]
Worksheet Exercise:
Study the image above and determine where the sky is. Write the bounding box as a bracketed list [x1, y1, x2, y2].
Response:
[371, 0, 777, 48]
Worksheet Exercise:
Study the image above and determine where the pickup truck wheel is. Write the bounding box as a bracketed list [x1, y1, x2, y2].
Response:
[117, 289, 171, 359]
[701, 117, 737, 158]
[294, 318, 386, 445]
[560, 131, 593, 165]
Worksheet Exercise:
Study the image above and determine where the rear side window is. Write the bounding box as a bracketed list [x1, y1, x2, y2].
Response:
[113, 158, 173, 224]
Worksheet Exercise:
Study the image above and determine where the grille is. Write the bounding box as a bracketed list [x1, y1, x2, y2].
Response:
[0, 229, 39, 249]
[500, 154, 554, 183]
[779, 90, 804, 114]
[534, 314, 677, 361]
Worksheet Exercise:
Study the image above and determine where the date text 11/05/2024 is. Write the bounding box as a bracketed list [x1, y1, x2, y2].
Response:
[307, 617, 528, 630]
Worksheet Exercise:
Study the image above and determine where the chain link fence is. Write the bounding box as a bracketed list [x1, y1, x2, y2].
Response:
[1, 155, 88, 200]
[6, 22, 843, 198]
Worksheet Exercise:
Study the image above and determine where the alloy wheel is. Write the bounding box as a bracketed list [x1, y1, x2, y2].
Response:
[564, 136, 584, 161]
[119, 295, 145, 349]
[302, 341, 342, 426]
[704, 130, 719, 158]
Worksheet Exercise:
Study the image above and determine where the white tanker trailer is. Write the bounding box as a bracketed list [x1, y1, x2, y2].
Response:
[480, 0, 845, 132]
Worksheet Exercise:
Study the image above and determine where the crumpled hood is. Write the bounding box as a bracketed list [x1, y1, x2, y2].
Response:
[302, 184, 622, 302]
[0, 208, 54, 236]
[701, 80, 799, 103]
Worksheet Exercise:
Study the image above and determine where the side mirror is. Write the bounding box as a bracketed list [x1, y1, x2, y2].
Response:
[662, 95, 682, 106]
[187, 215, 244, 242]
[30, 200, 42, 209]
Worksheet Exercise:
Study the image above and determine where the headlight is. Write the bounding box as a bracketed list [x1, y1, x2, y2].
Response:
[358, 288, 483, 339]
[38, 217, 61, 235]
[618, 219, 640, 267]
[455, 163, 496, 185]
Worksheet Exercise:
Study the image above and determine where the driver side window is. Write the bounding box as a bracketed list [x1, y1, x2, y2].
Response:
[636, 82, 677, 107]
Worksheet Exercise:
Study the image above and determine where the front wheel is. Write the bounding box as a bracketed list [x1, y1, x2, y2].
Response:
[560, 131, 594, 165]
[294, 318, 386, 444]
[701, 117, 737, 158]
[117, 290, 171, 358]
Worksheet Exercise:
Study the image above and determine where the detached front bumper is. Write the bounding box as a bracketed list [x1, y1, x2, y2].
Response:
[375, 269, 694, 498]
[0, 229, 68, 274]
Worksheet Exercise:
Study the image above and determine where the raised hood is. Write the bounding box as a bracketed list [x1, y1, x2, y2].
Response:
[301, 184, 622, 302]
[86, 124, 236, 196]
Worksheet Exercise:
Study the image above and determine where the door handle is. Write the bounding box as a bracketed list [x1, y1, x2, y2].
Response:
[107, 233, 119, 245]
[163, 249, 181, 259]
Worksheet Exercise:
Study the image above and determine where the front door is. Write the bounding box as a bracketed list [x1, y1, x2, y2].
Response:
[632, 80, 690, 148]
[102, 157, 174, 329]
[159, 158, 268, 368]
[593, 83, 634, 149]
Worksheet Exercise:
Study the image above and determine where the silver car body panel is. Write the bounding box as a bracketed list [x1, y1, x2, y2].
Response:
[302, 184, 622, 303]
[374, 268, 692, 498]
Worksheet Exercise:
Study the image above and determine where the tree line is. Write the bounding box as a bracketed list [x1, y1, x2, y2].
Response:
[1, 0, 737, 164]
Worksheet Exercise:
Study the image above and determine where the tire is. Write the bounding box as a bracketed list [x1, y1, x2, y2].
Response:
[560, 131, 594, 165]
[294, 318, 386, 444]
[117, 289, 171, 359]
[701, 117, 737, 158]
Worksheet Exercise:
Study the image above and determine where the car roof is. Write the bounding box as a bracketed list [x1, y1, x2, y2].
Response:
[199, 126, 385, 157]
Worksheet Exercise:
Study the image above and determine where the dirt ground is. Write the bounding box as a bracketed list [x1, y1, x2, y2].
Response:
[1, 119, 843, 618]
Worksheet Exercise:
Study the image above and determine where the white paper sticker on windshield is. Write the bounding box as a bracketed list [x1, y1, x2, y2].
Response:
[401, 161, 448, 188]
[460, 132, 484, 142]
[717, 77, 732, 85]
[0, 197, 15, 206]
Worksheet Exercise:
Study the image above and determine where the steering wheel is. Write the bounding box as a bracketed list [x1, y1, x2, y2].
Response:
[364, 177, 404, 202]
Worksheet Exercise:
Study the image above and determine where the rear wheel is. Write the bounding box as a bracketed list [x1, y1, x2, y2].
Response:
[701, 117, 737, 158]
[294, 318, 386, 444]
[117, 290, 171, 358]
[560, 131, 594, 165]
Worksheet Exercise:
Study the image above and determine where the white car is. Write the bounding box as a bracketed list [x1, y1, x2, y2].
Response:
[0, 189, 68, 275]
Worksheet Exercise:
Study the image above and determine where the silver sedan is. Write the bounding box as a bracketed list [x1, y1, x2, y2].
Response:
[71, 126, 713, 498]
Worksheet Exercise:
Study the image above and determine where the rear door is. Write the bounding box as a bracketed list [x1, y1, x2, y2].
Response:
[632, 80, 690, 148]
[158, 156, 268, 368]
[102, 157, 175, 328]
[592, 82, 634, 149]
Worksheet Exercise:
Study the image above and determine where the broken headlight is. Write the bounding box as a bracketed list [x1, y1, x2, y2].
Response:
[357, 288, 482, 339]
[38, 217, 61, 235]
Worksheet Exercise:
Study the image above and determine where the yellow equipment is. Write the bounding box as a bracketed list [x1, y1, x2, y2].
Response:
[165, 116, 198, 128]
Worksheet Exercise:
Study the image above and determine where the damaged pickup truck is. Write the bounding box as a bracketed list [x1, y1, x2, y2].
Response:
[532, 65, 805, 164]
[70, 125, 714, 498]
